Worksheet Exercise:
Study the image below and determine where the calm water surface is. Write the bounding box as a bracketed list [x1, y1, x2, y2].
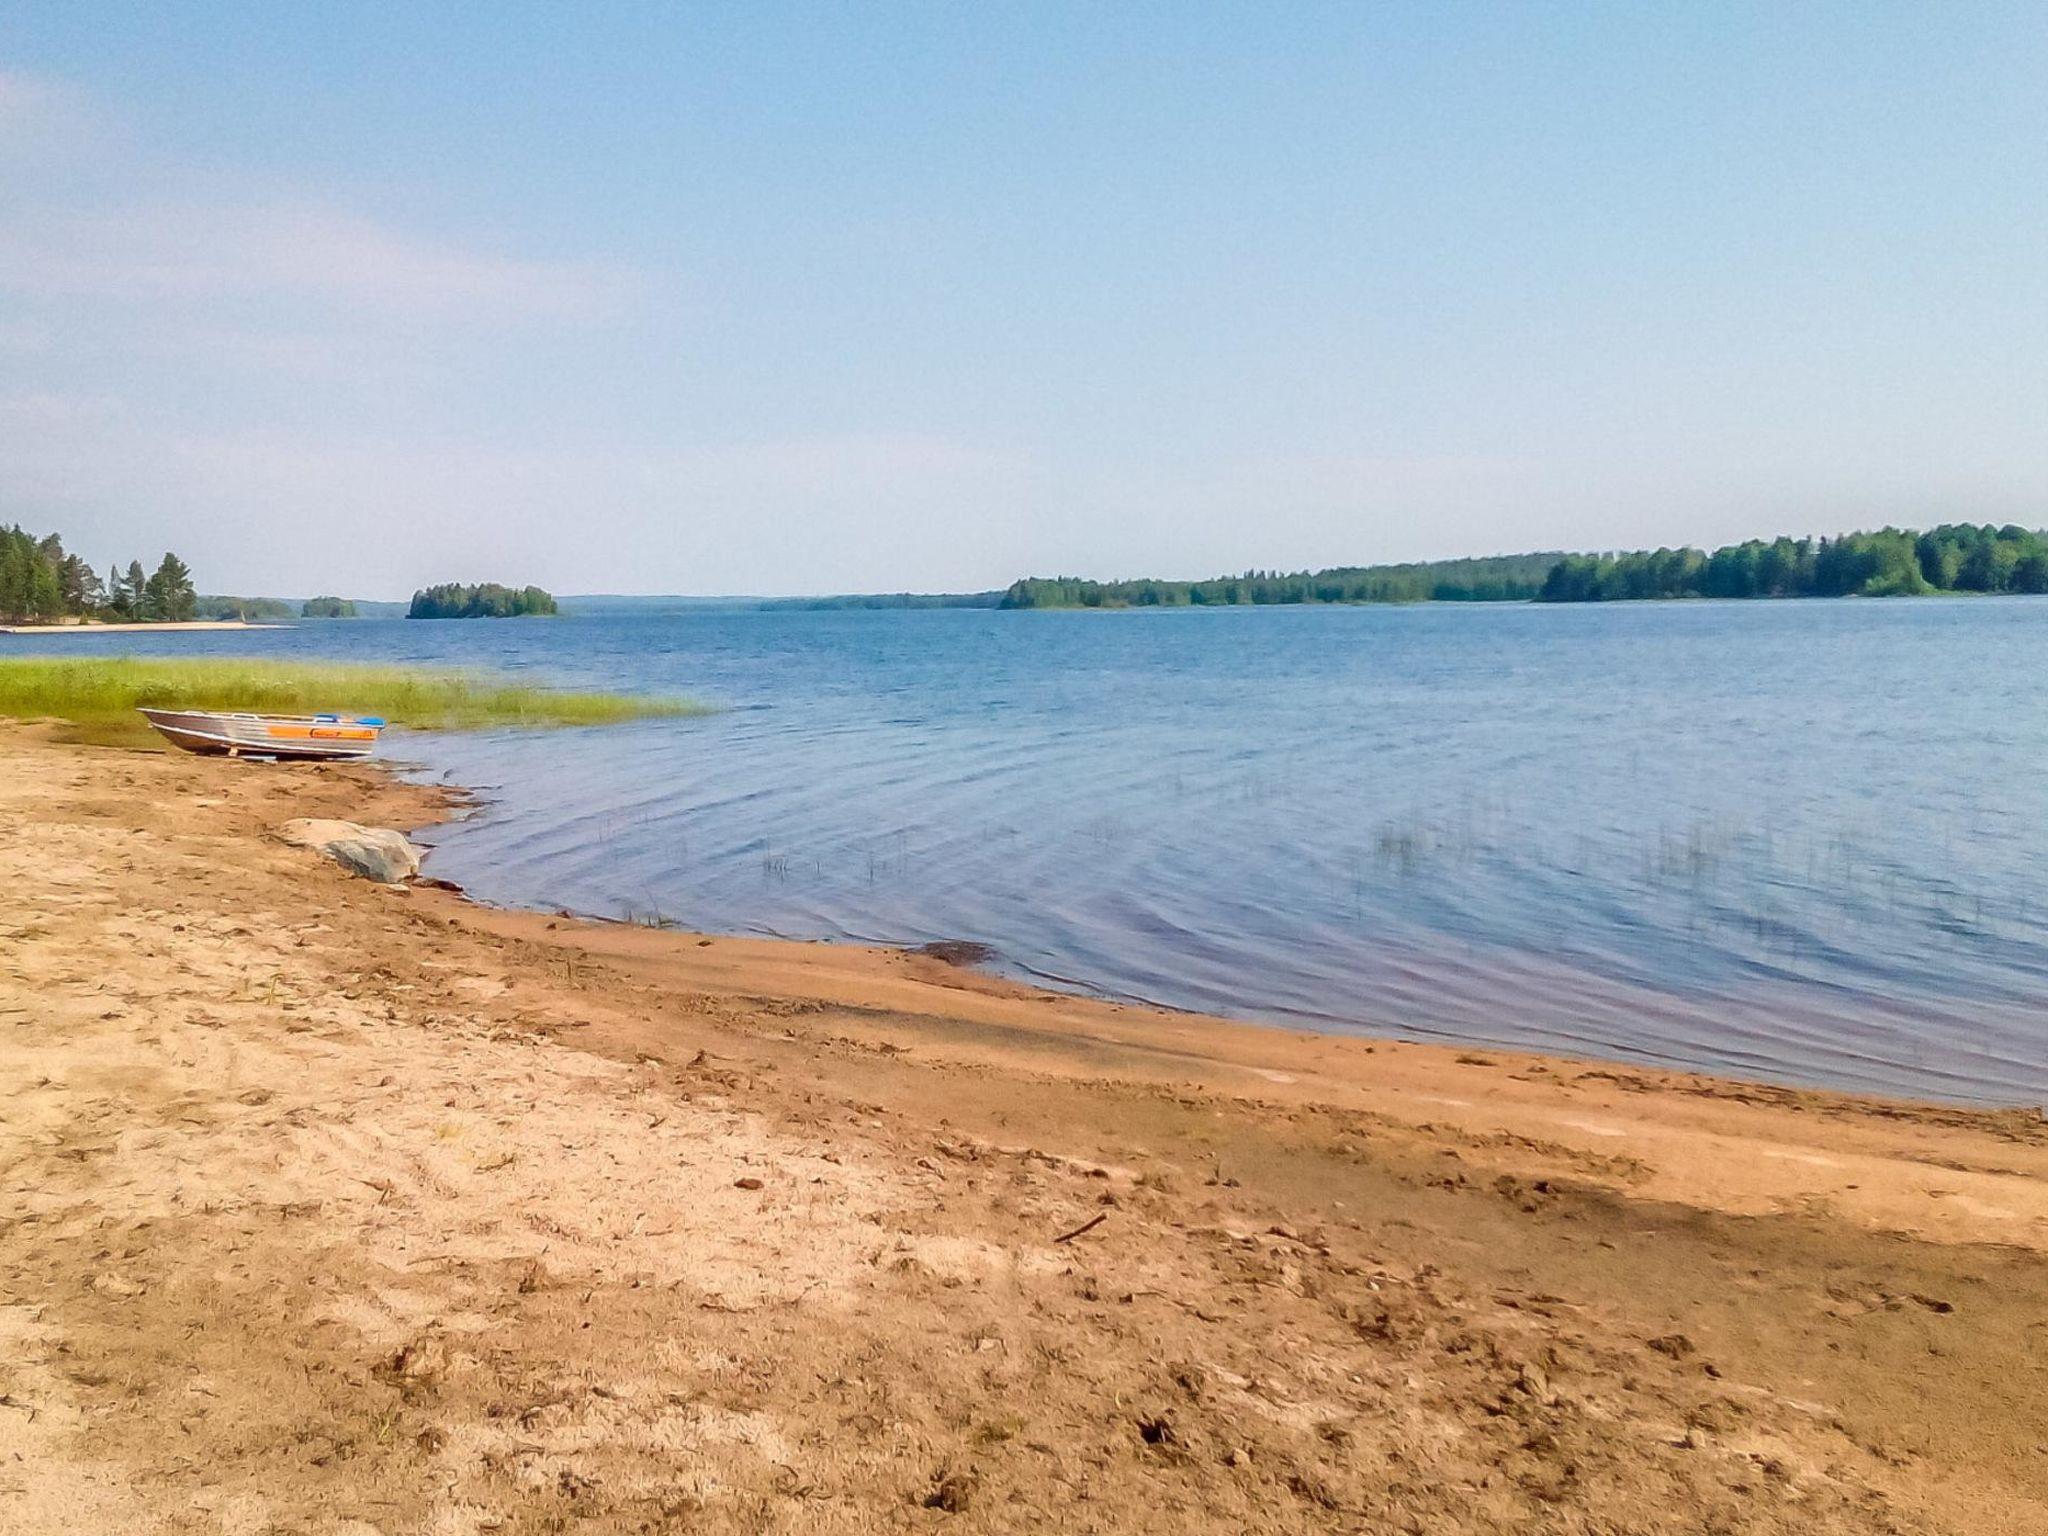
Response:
[13, 600, 2047, 1106]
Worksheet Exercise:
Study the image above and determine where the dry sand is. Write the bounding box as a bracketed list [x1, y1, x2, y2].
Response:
[2, 725, 2044, 1533]
[0, 621, 277, 634]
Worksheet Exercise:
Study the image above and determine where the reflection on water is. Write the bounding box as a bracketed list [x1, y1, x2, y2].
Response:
[12, 598, 2047, 1105]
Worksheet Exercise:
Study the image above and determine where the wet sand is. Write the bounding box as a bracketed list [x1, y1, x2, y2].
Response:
[2, 724, 2044, 1533]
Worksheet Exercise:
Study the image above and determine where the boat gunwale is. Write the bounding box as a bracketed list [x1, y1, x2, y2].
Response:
[137, 707, 382, 759]
[136, 707, 385, 728]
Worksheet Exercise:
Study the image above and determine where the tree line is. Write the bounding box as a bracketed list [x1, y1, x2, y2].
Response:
[197, 595, 295, 622]
[408, 582, 557, 618]
[1001, 554, 1561, 609]
[0, 525, 197, 624]
[1537, 525, 2048, 602]
[1001, 526, 2048, 609]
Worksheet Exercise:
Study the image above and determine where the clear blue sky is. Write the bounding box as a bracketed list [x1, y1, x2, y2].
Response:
[3, 3, 2044, 596]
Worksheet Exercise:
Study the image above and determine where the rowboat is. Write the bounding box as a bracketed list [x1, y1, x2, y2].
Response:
[137, 707, 386, 761]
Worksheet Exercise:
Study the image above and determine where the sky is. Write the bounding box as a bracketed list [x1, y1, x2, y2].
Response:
[2, 3, 2045, 598]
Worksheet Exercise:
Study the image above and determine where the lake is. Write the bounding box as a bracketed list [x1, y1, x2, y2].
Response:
[12, 598, 2048, 1107]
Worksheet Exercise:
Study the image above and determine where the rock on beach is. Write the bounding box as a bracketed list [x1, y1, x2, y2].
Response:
[277, 818, 423, 884]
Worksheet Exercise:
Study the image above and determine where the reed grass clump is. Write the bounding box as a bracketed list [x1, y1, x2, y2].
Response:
[0, 656, 704, 748]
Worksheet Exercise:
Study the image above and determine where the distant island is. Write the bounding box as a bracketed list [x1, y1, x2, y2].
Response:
[197, 595, 295, 623]
[409, 582, 558, 619]
[1001, 525, 2048, 608]
[179, 594, 394, 621]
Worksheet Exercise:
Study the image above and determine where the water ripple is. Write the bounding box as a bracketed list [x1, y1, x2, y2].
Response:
[15, 601, 2048, 1105]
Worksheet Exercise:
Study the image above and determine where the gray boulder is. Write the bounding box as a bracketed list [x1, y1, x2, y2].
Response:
[278, 818, 423, 885]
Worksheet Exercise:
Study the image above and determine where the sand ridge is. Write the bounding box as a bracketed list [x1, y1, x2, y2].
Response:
[2, 726, 2044, 1533]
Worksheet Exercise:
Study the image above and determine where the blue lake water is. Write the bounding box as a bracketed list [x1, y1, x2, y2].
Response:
[12, 599, 2048, 1107]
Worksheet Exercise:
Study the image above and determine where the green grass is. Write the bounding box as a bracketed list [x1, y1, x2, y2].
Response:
[0, 656, 706, 749]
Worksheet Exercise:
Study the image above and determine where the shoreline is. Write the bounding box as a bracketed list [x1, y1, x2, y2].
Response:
[4, 724, 2044, 1532]
[519, 893, 2044, 1118]
[423, 828, 2039, 1119]
[399, 759, 2038, 1131]
[440, 881, 2048, 1247]
[0, 619, 283, 634]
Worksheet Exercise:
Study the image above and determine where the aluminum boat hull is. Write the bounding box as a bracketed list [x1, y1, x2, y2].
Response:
[138, 708, 383, 761]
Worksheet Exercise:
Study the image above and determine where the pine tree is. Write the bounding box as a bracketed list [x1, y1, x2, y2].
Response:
[59, 554, 101, 612]
[143, 553, 196, 622]
[0, 532, 30, 621]
[29, 554, 63, 620]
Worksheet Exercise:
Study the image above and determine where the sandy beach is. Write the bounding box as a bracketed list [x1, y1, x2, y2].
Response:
[3, 725, 2044, 1534]
[0, 620, 280, 634]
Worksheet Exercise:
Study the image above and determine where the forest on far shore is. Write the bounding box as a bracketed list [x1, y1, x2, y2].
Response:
[1538, 524, 2048, 601]
[1001, 553, 1560, 608]
[1001, 525, 2048, 608]
[14, 520, 2048, 624]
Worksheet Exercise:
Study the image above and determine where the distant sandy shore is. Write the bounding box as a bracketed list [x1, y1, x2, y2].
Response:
[0, 619, 282, 634]
[2, 724, 2043, 1533]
